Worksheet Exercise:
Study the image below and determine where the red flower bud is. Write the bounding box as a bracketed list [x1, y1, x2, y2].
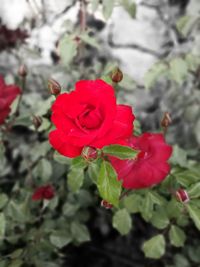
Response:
[81, 146, 98, 161]
[18, 64, 28, 77]
[101, 200, 113, 209]
[32, 185, 55, 201]
[48, 78, 61, 96]
[161, 112, 172, 128]
[175, 189, 190, 203]
[32, 115, 42, 129]
[111, 68, 123, 83]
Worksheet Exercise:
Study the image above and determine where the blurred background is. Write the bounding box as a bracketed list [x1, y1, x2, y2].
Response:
[0, 0, 200, 266]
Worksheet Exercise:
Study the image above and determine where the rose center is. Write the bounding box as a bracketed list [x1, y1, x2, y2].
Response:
[78, 106, 103, 130]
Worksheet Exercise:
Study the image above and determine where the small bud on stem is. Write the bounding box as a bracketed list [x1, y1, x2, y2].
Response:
[82, 146, 98, 161]
[18, 64, 28, 77]
[111, 68, 123, 83]
[161, 112, 172, 135]
[32, 115, 42, 130]
[101, 200, 113, 209]
[48, 78, 61, 96]
[175, 189, 190, 203]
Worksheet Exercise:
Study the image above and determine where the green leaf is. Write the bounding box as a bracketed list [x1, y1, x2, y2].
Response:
[50, 231, 72, 248]
[170, 145, 187, 168]
[53, 151, 71, 165]
[188, 182, 200, 198]
[97, 161, 122, 207]
[102, 145, 138, 159]
[33, 158, 52, 182]
[185, 53, 200, 71]
[169, 58, 188, 85]
[121, 0, 137, 18]
[0, 213, 6, 238]
[174, 169, 200, 187]
[187, 204, 200, 230]
[58, 35, 77, 66]
[151, 208, 169, 229]
[88, 162, 100, 184]
[102, 0, 115, 20]
[176, 15, 191, 35]
[7, 259, 23, 267]
[67, 168, 84, 193]
[71, 221, 90, 243]
[144, 62, 168, 89]
[91, 0, 99, 12]
[112, 209, 132, 235]
[80, 33, 99, 49]
[71, 156, 86, 169]
[142, 234, 166, 259]
[123, 194, 142, 213]
[0, 194, 8, 210]
[169, 225, 186, 247]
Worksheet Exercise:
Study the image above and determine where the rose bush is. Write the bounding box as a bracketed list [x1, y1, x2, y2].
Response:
[49, 79, 135, 157]
[0, 75, 21, 124]
[110, 133, 172, 189]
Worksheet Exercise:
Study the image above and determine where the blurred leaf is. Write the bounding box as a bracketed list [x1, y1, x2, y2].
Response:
[53, 151, 71, 165]
[58, 35, 78, 66]
[170, 145, 187, 168]
[174, 169, 200, 187]
[169, 225, 186, 247]
[142, 234, 166, 259]
[0, 194, 8, 210]
[33, 158, 52, 182]
[112, 209, 132, 235]
[91, 0, 99, 12]
[50, 231, 72, 248]
[7, 259, 23, 267]
[151, 208, 169, 229]
[102, 0, 115, 19]
[187, 203, 200, 230]
[80, 33, 100, 49]
[123, 194, 142, 213]
[188, 182, 200, 198]
[71, 221, 90, 243]
[144, 62, 168, 89]
[121, 0, 136, 18]
[0, 213, 6, 238]
[194, 119, 200, 145]
[67, 168, 84, 193]
[103, 144, 138, 159]
[176, 15, 191, 35]
[62, 202, 79, 217]
[169, 58, 188, 85]
[88, 162, 100, 184]
[119, 73, 137, 90]
[97, 160, 122, 207]
[185, 53, 200, 71]
[10, 249, 23, 259]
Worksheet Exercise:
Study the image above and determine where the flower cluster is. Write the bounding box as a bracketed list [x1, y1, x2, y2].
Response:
[0, 75, 21, 124]
[49, 79, 172, 190]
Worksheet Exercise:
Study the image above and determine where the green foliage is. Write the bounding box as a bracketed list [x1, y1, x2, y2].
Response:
[97, 160, 122, 207]
[102, 144, 138, 159]
[112, 208, 132, 235]
[169, 225, 186, 247]
[142, 234, 166, 259]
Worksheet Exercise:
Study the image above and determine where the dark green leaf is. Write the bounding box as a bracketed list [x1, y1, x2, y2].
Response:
[71, 221, 90, 243]
[97, 161, 122, 207]
[103, 145, 138, 159]
[169, 225, 186, 247]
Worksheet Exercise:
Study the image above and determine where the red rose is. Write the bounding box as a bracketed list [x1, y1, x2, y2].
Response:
[32, 185, 55, 201]
[49, 79, 134, 158]
[110, 133, 172, 189]
[0, 75, 21, 124]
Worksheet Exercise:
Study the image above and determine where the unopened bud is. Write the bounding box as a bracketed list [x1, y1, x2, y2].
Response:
[101, 200, 113, 209]
[32, 115, 42, 129]
[82, 146, 98, 161]
[48, 78, 61, 96]
[161, 112, 172, 128]
[18, 64, 28, 77]
[111, 68, 123, 83]
[175, 189, 190, 203]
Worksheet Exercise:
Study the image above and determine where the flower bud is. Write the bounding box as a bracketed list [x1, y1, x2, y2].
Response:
[48, 78, 61, 96]
[32, 115, 42, 129]
[111, 68, 123, 83]
[101, 200, 113, 209]
[175, 189, 190, 203]
[18, 64, 28, 77]
[161, 112, 172, 128]
[81, 146, 98, 161]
